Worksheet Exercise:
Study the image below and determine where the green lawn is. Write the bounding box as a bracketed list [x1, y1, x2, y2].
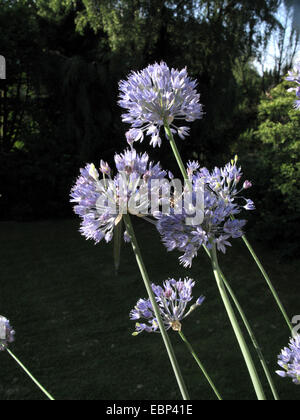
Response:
[0, 218, 299, 400]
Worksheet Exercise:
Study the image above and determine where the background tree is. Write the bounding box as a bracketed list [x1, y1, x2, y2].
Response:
[0, 0, 40, 154]
[284, 0, 300, 30]
[237, 82, 300, 255]
[270, 3, 299, 84]
[1, 0, 299, 254]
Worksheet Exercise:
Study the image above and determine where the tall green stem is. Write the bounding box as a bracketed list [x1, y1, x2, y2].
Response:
[7, 349, 55, 401]
[240, 234, 293, 332]
[164, 123, 190, 184]
[209, 245, 266, 400]
[163, 123, 266, 399]
[165, 124, 290, 332]
[203, 245, 279, 400]
[123, 214, 190, 400]
[178, 330, 222, 400]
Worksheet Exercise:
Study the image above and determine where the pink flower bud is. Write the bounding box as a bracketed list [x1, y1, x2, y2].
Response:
[243, 180, 252, 189]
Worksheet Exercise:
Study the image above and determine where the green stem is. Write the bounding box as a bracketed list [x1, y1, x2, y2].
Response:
[203, 245, 279, 400]
[164, 122, 190, 185]
[209, 245, 266, 400]
[7, 349, 55, 401]
[178, 330, 222, 400]
[123, 214, 190, 400]
[164, 123, 267, 399]
[240, 234, 293, 332]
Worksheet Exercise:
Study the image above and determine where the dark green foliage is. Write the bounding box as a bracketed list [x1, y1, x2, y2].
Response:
[237, 82, 300, 255]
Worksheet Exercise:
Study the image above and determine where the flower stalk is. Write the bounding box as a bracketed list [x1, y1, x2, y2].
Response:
[209, 244, 266, 400]
[164, 120, 269, 399]
[178, 330, 222, 400]
[163, 121, 281, 398]
[202, 244, 279, 400]
[240, 233, 293, 332]
[123, 214, 190, 400]
[164, 122, 190, 185]
[7, 349, 55, 401]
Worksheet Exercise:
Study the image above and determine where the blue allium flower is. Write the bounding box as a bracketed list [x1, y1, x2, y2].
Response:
[0, 316, 15, 351]
[286, 62, 300, 110]
[119, 62, 203, 147]
[276, 334, 300, 385]
[130, 278, 205, 334]
[156, 159, 254, 267]
[70, 148, 168, 244]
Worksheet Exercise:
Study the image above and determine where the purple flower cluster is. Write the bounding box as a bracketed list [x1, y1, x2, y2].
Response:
[0, 316, 15, 351]
[276, 334, 300, 385]
[156, 159, 254, 268]
[286, 62, 300, 110]
[70, 149, 167, 244]
[130, 278, 205, 334]
[119, 62, 203, 147]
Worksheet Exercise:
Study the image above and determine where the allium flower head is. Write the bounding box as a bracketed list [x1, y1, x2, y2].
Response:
[156, 159, 254, 267]
[276, 334, 300, 385]
[130, 278, 205, 334]
[70, 148, 168, 244]
[119, 62, 203, 147]
[286, 62, 300, 110]
[0, 316, 15, 351]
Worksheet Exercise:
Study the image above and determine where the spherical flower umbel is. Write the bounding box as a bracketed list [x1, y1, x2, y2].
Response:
[156, 158, 254, 268]
[130, 278, 205, 334]
[0, 316, 15, 351]
[286, 62, 300, 110]
[119, 62, 203, 147]
[70, 148, 168, 244]
[276, 334, 300, 385]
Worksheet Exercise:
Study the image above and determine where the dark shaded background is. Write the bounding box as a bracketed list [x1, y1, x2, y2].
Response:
[0, 0, 299, 256]
[0, 219, 299, 400]
[1, 0, 299, 256]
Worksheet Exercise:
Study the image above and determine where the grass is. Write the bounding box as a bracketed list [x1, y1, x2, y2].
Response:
[0, 218, 299, 400]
